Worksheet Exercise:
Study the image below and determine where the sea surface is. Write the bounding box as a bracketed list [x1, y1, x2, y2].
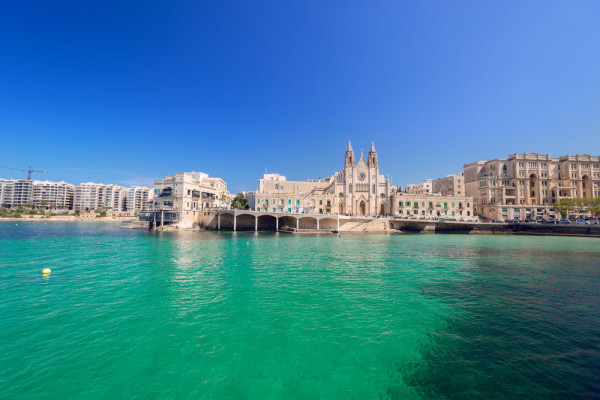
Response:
[1, 222, 599, 399]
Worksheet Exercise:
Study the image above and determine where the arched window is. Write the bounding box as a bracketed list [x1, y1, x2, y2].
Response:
[372, 184, 376, 193]
[349, 184, 352, 193]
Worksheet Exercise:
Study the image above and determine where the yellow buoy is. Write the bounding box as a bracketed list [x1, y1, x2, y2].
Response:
[42, 268, 51, 275]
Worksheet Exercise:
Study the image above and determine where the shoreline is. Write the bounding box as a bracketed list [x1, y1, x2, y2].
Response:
[0, 216, 138, 223]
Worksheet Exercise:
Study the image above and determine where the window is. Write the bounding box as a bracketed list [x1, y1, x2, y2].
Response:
[349, 184, 352, 193]
[406, 201, 411, 206]
[372, 184, 375, 193]
[399, 201, 403, 207]
[288, 199, 292, 205]
[444, 203, 447, 208]
[319, 200, 323, 205]
[452, 202, 455, 207]
[467, 202, 470, 208]
[257, 207, 260, 212]
[295, 199, 300, 206]
[288, 208, 291, 212]
[272, 208, 276, 212]
[326, 200, 331, 206]
[280, 199, 284, 205]
[257, 198, 261, 204]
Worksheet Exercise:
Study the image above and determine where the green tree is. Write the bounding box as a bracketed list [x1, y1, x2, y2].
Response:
[231, 193, 248, 210]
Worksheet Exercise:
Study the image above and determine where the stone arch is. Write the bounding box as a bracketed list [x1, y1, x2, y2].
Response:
[339, 202, 344, 215]
[257, 215, 276, 231]
[278, 216, 298, 231]
[219, 213, 234, 230]
[319, 217, 338, 230]
[379, 203, 385, 216]
[235, 214, 256, 231]
[359, 200, 366, 216]
[298, 217, 317, 230]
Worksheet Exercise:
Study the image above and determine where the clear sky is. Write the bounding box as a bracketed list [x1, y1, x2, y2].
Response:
[1, 1, 599, 192]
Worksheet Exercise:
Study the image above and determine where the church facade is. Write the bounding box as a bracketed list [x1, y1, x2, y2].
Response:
[250, 142, 393, 216]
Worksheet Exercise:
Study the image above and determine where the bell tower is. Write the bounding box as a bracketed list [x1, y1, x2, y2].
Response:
[367, 141, 378, 167]
[345, 141, 355, 167]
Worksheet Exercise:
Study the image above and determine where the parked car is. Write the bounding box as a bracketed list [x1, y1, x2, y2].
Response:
[524, 218, 537, 223]
[439, 218, 445, 222]
[559, 219, 571, 224]
[545, 219, 559, 224]
[492, 219, 504, 223]
[576, 219, 590, 225]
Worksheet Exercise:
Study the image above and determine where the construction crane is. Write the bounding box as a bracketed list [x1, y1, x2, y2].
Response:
[0, 165, 47, 180]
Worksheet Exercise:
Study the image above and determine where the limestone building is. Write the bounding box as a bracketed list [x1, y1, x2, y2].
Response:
[432, 172, 465, 197]
[464, 153, 600, 220]
[406, 179, 433, 194]
[253, 142, 393, 216]
[390, 193, 473, 219]
[144, 171, 232, 228]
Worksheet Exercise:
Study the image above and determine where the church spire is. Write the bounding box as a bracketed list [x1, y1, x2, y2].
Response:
[345, 140, 355, 166]
[367, 141, 378, 167]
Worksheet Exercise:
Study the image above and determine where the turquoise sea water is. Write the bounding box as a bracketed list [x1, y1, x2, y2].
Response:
[1, 222, 599, 399]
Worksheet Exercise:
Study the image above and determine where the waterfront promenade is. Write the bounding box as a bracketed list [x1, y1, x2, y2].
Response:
[213, 210, 600, 237]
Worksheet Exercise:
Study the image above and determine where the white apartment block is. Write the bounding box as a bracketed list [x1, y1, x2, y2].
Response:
[104, 185, 128, 212]
[74, 183, 128, 211]
[126, 186, 152, 213]
[0, 179, 74, 209]
[146, 171, 231, 228]
[464, 153, 600, 220]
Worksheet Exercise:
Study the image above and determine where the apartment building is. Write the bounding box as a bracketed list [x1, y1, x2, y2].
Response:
[147, 171, 231, 228]
[405, 179, 433, 195]
[0, 179, 74, 209]
[104, 185, 128, 212]
[390, 192, 474, 219]
[32, 180, 74, 209]
[0, 179, 15, 206]
[126, 186, 152, 213]
[432, 172, 465, 197]
[464, 153, 600, 220]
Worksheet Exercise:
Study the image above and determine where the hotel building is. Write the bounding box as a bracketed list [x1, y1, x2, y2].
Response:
[464, 153, 600, 220]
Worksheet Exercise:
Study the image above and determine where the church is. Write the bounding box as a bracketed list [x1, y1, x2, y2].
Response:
[251, 142, 393, 216]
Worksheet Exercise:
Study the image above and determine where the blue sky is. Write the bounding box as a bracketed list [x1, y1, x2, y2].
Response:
[1, 1, 599, 193]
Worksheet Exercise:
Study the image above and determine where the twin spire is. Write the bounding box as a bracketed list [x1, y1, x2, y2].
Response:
[346, 141, 378, 167]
